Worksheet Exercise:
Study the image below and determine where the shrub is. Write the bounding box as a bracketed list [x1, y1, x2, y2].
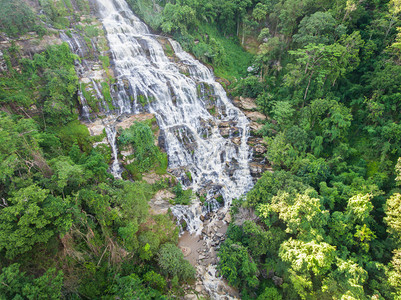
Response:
[0, 0, 39, 37]
[157, 243, 195, 281]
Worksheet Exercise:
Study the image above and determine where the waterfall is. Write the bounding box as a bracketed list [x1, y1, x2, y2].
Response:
[95, 0, 253, 209]
[105, 126, 122, 178]
[66, 0, 254, 297]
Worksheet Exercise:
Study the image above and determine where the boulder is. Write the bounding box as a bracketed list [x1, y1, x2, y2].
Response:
[239, 96, 258, 110]
[180, 246, 192, 257]
[245, 111, 266, 121]
[250, 122, 264, 132]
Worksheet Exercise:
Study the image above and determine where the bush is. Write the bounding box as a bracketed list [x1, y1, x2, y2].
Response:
[173, 182, 192, 205]
[143, 271, 166, 291]
[0, 0, 39, 37]
[218, 238, 259, 289]
[119, 122, 167, 175]
[157, 243, 195, 281]
[233, 76, 264, 98]
[0, 264, 63, 299]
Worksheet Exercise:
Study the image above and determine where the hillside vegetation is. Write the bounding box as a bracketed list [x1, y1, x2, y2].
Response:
[0, 0, 194, 298]
[129, 0, 401, 298]
[0, 0, 401, 299]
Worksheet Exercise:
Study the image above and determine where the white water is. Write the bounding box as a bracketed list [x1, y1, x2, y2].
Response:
[65, 0, 254, 297]
[105, 126, 122, 178]
[95, 0, 253, 212]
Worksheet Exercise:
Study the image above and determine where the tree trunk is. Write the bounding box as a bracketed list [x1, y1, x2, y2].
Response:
[304, 71, 314, 103]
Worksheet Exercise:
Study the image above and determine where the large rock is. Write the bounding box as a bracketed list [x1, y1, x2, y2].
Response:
[234, 207, 259, 226]
[0, 50, 7, 73]
[250, 122, 264, 132]
[0, 33, 63, 57]
[86, 119, 105, 136]
[245, 111, 267, 122]
[149, 189, 174, 215]
[233, 96, 258, 110]
[249, 162, 269, 177]
[180, 246, 192, 257]
[116, 113, 155, 130]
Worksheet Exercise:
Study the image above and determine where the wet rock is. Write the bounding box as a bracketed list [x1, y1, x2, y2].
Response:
[137, 38, 150, 57]
[230, 127, 240, 137]
[254, 144, 267, 155]
[232, 137, 241, 145]
[177, 62, 190, 76]
[219, 127, 230, 137]
[195, 285, 203, 293]
[158, 130, 167, 152]
[223, 213, 232, 223]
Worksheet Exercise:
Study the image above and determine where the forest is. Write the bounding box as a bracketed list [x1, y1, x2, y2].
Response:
[1, 0, 401, 299]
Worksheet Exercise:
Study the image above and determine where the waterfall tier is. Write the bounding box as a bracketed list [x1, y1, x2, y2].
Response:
[94, 0, 253, 218]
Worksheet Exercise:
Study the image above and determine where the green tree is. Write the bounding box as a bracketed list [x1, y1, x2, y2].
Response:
[279, 239, 336, 299]
[218, 238, 259, 289]
[0, 263, 63, 299]
[0, 113, 51, 184]
[385, 193, 401, 243]
[0, 185, 72, 258]
[157, 243, 195, 281]
[109, 274, 164, 299]
[161, 3, 197, 34]
[322, 258, 368, 299]
[0, 0, 41, 37]
[285, 32, 363, 101]
[257, 287, 282, 300]
[293, 11, 344, 46]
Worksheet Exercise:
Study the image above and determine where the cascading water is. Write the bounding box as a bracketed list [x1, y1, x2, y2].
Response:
[105, 126, 122, 178]
[66, 0, 254, 297]
[95, 0, 253, 208]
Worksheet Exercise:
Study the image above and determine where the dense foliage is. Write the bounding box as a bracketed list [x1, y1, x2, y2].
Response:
[119, 121, 168, 180]
[192, 0, 401, 298]
[1, 0, 401, 299]
[0, 2, 193, 297]
[0, 0, 45, 37]
[124, 0, 401, 298]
